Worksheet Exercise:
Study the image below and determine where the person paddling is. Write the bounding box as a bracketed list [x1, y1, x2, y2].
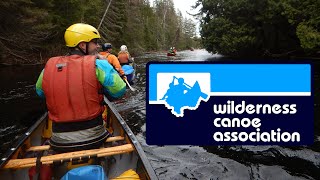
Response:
[118, 45, 133, 66]
[100, 43, 126, 80]
[35, 23, 126, 152]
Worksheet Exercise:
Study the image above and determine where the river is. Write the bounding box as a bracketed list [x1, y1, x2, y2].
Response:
[0, 49, 319, 179]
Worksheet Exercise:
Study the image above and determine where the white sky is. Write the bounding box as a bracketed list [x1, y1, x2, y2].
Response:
[173, 0, 200, 36]
[172, 0, 198, 19]
[150, 0, 201, 35]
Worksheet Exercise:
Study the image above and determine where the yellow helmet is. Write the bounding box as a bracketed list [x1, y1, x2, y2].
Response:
[64, 23, 101, 47]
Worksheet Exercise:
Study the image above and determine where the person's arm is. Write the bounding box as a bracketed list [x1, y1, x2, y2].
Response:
[110, 55, 125, 77]
[126, 53, 133, 63]
[95, 59, 126, 99]
[35, 69, 45, 98]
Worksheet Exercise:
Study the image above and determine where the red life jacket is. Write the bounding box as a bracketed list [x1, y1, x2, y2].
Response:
[42, 55, 104, 123]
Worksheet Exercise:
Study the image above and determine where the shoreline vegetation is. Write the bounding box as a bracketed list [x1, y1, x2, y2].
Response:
[1, 53, 320, 66]
[0, 0, 200, 65]
[1, 0, 319, 64]
[197, 0, 319, 57]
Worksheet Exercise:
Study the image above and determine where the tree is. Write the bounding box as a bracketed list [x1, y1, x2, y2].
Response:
[0, 0, 199, 64]
[99, 0, 126, 49]
[196, 0, 318, 56]
[0, 0, 55, 64]
[282, 0, 320, 53]
[0, 0, 106, 64]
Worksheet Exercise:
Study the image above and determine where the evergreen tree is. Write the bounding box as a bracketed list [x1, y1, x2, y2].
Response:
[0, 0, 199, 64]
[197, 0, 319, 56]
[282, 0, 320, 53]
[99, 0, 126, 50]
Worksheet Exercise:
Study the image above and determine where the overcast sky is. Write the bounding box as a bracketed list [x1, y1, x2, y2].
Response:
[172, 0, 198, 19]
[150, 0, 201, 35]
[173, 0, 200, 35]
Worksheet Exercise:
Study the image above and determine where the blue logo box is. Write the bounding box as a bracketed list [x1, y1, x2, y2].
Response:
[146, 62, 313, 145]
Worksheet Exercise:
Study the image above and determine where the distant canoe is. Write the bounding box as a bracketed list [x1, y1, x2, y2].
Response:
[167, 52, 176, 56]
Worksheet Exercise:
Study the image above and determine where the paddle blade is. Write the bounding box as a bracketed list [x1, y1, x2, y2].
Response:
[124, 78, 136, 91]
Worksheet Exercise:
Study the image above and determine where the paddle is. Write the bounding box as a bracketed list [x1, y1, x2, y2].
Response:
[124, 78, 136, 91]
[122, 56, 135, 91]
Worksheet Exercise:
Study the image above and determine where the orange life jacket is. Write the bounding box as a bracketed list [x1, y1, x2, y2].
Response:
[118, 51, 129, 64]
[100, 52, 125, 76]
[100, 51, 110, 59]
[42, 55, 104, 123]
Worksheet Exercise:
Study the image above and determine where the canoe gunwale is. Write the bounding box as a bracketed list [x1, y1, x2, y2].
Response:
[0, 112, 48, 168]
[104, 97, 158, 179]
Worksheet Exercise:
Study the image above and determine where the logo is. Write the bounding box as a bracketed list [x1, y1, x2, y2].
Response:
[153, 73, 210, 117]
[147, 62, 313, 146]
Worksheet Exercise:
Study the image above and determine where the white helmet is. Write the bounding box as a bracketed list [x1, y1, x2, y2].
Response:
[120, 45, 127, 51]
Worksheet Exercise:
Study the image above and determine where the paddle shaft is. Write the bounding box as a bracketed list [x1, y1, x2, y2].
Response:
[173, 76, 189, 87]
[173, 76, 208, 99]
[124, 78, 136, 91]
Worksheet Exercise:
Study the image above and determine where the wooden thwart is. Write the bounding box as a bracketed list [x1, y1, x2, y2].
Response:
[26, 136, 125, 152]
[4, 144, 134, 169]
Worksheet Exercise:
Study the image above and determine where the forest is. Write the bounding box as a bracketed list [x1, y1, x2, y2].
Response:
[1, 0, 319, 64]
[197, 0, 320, 57]
[0, 0, 199, 64]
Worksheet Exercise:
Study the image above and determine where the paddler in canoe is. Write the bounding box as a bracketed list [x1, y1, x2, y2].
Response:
[1, 23, 157, 180]
[34, 23, 127, 178]
[100, 43, 127, 82]
[36, 23, 126, 152]
[118, 45, 135, 84]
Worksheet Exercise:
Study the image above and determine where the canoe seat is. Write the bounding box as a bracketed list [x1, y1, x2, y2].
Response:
[4, 144, 134, 169]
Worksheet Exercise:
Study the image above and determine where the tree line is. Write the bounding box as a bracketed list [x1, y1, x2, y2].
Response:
[196, 0, 320, 57]
[0, 0, 199, 64]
